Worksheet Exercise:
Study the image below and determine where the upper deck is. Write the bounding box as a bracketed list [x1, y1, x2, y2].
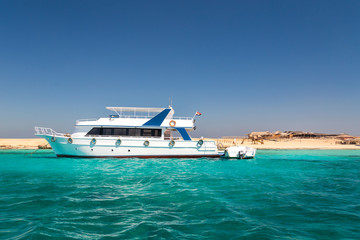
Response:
[75, 106, 195, 129]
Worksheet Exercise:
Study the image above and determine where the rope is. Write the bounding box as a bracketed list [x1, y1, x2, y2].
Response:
[26, 143, 49, 156]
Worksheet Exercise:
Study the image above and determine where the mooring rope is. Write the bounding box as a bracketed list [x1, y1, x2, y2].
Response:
[26, 143, 49, 156]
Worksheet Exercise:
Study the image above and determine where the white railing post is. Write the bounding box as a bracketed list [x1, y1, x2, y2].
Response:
[34, 127, 65, 137]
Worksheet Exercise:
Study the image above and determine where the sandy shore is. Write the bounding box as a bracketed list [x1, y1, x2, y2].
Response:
[1, 138, 360, 150]
[206, 138, 360, 150]
[0, 138, 48, 149]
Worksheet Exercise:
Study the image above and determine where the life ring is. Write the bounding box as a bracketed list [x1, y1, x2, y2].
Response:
[197, 139, 204, 147]
[144, 140, 150, 146]
[169, 140, 175, 147]
[169, 120, 176, 127]
[91, 138, 96, 145]
[67, 138, 73, 144]
[116, 139, 121, 146]
[51, 136, 56, 142]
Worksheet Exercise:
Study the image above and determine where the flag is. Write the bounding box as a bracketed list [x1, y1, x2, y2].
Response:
[196, 112, 202, 116]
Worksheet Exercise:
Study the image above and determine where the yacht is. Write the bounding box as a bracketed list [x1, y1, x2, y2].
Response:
[35, 106, 220, 158]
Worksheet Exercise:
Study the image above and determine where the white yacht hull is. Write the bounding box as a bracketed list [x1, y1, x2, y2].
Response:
[41, 135, 220, 158]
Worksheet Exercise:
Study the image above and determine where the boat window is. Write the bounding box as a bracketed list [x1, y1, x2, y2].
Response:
[86, 127, 162, 137]
[164, 129, 172, 140]
[128, 128, 141, 137]
[114, 128, 127, 136]
[102, 128, 113, 136]
[142, 129, 153, 137]
[153, 129, 161, 137]
[87, 127, 101, 135]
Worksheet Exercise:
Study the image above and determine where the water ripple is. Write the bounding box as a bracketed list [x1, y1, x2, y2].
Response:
[1, 150, 360, 239]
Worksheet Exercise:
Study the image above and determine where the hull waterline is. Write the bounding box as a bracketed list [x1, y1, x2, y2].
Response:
[56, 154, 222, 158]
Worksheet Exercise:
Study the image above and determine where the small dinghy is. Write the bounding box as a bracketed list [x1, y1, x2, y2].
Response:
[223, 146, 256, 159]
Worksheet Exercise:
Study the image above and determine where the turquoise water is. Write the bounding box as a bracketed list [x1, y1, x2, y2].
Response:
[1, 150, 360, 239]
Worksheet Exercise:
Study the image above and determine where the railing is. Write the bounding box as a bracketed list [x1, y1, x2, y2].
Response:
[77, 118, 98, 122]
[110, 115, 151, 119]
[76, 116, 193, 123]
[34, 127, 65, 136]
[113, 115, 193, 120]
[173, 117, 193, 120]
[76, 118, 98, 124]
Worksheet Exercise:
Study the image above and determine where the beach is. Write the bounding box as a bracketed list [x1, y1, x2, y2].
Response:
[0, 138, 48, 149]
[210, 138, 360, 150]
[1, 138, 360, 150]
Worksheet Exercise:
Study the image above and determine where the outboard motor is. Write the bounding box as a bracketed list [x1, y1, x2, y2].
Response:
[222, 146, 256, 159]
[238, 150, 246, 159]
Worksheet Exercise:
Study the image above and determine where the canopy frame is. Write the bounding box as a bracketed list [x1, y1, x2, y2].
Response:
[106, 107, 166, 117]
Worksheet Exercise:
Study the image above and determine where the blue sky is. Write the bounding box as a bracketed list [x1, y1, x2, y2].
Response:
[1, 0, 360, 137]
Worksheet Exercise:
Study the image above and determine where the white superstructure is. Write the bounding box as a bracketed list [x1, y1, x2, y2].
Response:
[35, 106, 220, 158]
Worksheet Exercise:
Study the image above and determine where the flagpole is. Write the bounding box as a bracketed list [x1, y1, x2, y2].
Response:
[192, 111, 197, 119]
[193, 111, 202, 119]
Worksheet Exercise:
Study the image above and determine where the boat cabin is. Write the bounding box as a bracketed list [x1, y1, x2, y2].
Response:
[73, 107, 195, 141]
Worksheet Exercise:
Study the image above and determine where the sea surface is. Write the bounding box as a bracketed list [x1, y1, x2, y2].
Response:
[0, 150, 360, 239]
